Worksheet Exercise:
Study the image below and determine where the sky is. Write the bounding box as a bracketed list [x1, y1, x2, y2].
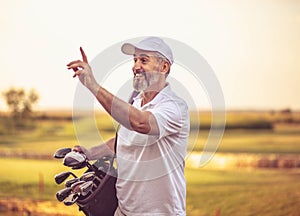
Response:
[0, 0, 299, 111]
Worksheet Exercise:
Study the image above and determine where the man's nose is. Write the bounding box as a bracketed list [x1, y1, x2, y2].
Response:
[132, 61, 142, 73]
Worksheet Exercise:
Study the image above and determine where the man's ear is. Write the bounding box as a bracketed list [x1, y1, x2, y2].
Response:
[161, 61, 170, 74]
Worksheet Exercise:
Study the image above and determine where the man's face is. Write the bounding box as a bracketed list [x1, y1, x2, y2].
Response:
[132, 49, 166, 92]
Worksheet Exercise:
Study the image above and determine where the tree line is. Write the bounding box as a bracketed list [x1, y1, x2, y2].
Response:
[1, 87, 39, 118]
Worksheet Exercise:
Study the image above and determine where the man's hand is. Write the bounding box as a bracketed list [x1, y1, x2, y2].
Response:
[72, 145, 86, 154]
[72, 145, 92, 160]
[67, 47, 100, 95]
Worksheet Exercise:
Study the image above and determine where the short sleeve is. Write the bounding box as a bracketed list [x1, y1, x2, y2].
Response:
[149, 98, 188, 138]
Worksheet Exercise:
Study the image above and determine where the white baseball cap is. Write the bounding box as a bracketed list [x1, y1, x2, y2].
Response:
[121, 37, 174, 65]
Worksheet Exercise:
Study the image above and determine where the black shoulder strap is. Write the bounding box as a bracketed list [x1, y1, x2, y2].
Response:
[114, 91, 139, 154]
[113, 131, 118, 154]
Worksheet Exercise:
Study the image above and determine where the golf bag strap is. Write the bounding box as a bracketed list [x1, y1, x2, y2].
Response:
[114, 133, 118, 155]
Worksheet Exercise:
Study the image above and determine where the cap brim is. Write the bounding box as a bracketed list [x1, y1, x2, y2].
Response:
[121, 43, 158, 55]
[121, 43, 136, 55]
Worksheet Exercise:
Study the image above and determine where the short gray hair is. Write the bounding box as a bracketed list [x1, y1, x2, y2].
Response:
[155, 52, 171, 77]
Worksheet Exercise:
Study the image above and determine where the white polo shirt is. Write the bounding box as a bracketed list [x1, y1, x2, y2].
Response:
[116, 84, 190, 216]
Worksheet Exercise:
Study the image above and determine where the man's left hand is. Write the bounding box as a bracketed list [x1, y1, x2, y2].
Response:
[67, 47, 100, 95]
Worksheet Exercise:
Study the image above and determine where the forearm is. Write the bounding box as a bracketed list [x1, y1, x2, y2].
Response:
[95, 86, 155, 134]
[83, 137, 115, 160]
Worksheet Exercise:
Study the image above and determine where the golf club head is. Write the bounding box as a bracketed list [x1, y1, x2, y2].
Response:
[55, 171, 77, 185]
[56, 187, 72, 202]
[63, 151, 87, 169]
[80, 171, 95, 182]
[65, 177, 80, 188]
[64, 193, 79, 206]
[71, 162, 87, 170]
[79, 181, 94, 196]
[54, 148, 72, 159]
[71, 180, 86, 193]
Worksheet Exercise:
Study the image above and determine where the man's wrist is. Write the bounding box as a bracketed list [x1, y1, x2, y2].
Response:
[89, 83, 101, 96]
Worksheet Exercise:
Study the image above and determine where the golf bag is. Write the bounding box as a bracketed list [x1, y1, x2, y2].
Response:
[76, 158, 118, 216]
[54, 93, 138, 215]
[54, 148, 118, 216]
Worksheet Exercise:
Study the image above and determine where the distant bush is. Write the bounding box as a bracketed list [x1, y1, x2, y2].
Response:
[1, 87, 39, 119]
[225, 120, 273, 130]
[190, 121, 273, 131]
[280, 108, 292, 114]
[35, 114, 73, 121]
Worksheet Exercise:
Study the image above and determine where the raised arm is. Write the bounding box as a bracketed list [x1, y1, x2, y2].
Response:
[67, 47, 159, 135]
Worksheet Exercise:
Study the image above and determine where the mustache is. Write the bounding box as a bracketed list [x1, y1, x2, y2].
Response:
[134, 70, 146, 78]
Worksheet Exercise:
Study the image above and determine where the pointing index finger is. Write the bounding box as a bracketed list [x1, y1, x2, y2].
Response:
[80, 47, 88, 63]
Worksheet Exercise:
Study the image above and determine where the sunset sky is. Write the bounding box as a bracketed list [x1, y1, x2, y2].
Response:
[0, 0, 299, 110]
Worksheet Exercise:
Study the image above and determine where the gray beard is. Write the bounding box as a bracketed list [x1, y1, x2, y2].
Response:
[132, 72, 161, 92]
[133, 73, 148, 92]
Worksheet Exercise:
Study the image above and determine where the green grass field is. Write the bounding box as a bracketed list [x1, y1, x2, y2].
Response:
[0, 111, 300, 215]
[186, 168, 300, 216]
[0, 158, 299, 216]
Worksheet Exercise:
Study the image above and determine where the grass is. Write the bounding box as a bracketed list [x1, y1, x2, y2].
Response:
[186, 168, 300, 216]
[0, 158, 83, 200]
[1, 111, 300, 155]
[188, 126, 300, 154]
[0, 110, 300, 215]
[0, 158, 299, 215]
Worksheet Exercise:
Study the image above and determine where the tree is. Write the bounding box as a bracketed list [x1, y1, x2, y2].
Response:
[2, 87, 39, 118]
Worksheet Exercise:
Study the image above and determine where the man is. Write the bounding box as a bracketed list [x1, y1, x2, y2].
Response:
[67, 37, 190, 216]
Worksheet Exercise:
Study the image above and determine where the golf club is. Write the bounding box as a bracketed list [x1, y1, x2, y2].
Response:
[56, 187, 72, 202]
[79, 181, 94, 196]
[63, 151, 87, 168]
[71, 180, 86, 193]
[64, 192, 79, 206]
[53, 147, 72, 159]
[80, 171, 95, 182]
[55, 171, 78, 185]
[63, 151, 97, 171]
[65, 177, 80, 188]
